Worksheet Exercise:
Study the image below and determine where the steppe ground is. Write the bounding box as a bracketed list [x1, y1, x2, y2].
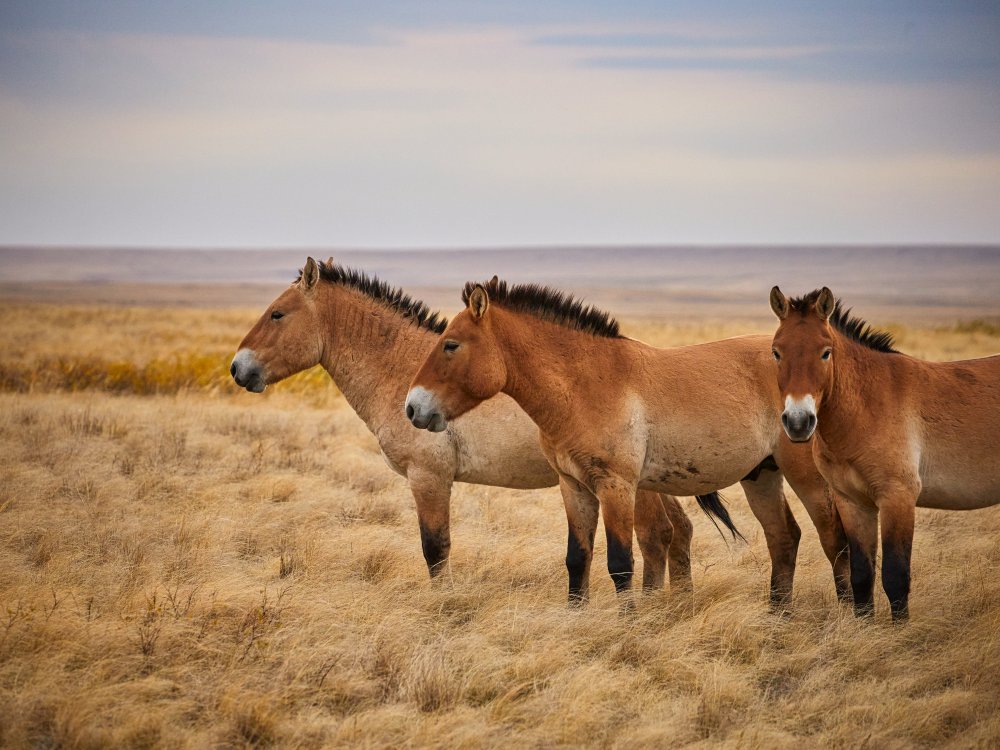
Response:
[1, 294, 999, 749]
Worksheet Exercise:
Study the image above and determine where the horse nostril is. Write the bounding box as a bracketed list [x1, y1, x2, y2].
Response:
[781, 413, 789, 429]
[406, 404, 415, 421]
[807, 414, 817, 432]
[230, 363, 237, 377]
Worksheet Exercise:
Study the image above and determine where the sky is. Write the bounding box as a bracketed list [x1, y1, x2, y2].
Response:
[1, 1, 999, 248]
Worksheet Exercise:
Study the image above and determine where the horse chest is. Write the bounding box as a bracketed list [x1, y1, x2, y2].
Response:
[813, 437, 872, 504]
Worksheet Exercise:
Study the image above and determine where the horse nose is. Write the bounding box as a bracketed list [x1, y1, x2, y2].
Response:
[781, 408, 816, 441]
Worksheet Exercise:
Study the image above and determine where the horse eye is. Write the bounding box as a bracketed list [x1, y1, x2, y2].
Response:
[772, 349, 781, 362]
[271, 311, 284, 320]
[821, 349, 831, 360]
[443, 340, 459, 353]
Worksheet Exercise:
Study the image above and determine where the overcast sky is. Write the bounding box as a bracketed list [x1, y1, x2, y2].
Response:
[1, 1, 998, 248]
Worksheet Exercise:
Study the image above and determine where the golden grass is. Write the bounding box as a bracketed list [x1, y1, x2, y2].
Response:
[1, 301, 999, 748]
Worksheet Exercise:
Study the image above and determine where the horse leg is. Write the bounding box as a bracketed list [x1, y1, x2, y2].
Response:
[836, 497, 879, 617]
[407, 467, 453, 579]
[594, 476, 638, 599]
[660, 493, 693, 592]
[788, 486, 853, 602]
[740, 470, 801, 611]
[634, 489, 671, 591]
[879, 487, 918, 622]
[559, 475, 600, 605]
[775, 446, 852, 602]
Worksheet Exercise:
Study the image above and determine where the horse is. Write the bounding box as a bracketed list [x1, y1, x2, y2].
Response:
[230, 256, 712, 591]
[769, 286, 1000, 620]
[405, 278, 854, 606]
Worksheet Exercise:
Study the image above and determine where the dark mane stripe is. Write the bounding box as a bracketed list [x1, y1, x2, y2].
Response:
[463, 278, 622, 339]
[789, 290, 898, 353]
[298, 262, 449, 335]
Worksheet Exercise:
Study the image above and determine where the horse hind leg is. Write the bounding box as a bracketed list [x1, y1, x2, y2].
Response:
[660, 493, 693, 592]
[739, 468, 801, 611]
[407, 467, 453, 579]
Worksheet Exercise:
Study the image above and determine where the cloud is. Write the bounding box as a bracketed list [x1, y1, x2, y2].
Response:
[0, 18, 998, 246]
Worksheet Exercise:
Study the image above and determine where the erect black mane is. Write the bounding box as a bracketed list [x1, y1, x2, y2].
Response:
[789, 290, 898, 353]
[463, 278, 622, 339]
[297, 262, 448, 335]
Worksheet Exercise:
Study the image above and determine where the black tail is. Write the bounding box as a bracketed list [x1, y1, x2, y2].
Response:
[695, 492, 747, 543]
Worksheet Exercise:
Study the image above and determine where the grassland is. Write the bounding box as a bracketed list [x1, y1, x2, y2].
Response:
[1, 299, 999, 748]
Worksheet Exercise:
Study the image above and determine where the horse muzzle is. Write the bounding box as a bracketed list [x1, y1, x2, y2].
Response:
[781, 394, 818, 442]
[405, 386, 448, 432]
[230, 349, 267, 393]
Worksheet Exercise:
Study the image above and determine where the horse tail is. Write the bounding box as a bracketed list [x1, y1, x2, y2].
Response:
[695, 492, 747, 543]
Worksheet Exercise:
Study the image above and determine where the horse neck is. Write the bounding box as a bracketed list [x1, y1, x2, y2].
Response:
[492, 307, 615, 436]
[819, 332, 891, 444]
[316, 286, 436, 430]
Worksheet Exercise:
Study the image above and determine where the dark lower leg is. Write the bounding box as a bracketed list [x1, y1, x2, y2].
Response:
[882, 538, 912, 622]
[566, 526, 595, 604]
[561, 478, 599, 605]
[408, 472, 453, 580]
[848, 536, 876, 617]
[879, 494, 916, 622]
[606, 531, 634, 594]
[418, 521, 451, 577]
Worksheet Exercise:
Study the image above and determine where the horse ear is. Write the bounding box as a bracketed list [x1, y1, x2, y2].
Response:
[302, 257, 320, 290]
[489, 274, 498, 285]
[325, 256, 334, 269]
[816, 287, 835, 321]
[769, 286, 789, 320]
[468, 284, 489, 319]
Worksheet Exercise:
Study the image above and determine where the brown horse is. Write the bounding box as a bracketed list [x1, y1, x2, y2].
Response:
[769, 286, 1000, 620]
[230, 257, 704, 590]
[406, 278, 854, 606]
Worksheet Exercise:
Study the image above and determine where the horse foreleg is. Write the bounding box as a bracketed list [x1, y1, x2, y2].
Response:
[559, 475, 600, 605]
[595, 477, 638, 600]
[879, 487, 918, 622]
[836, 497, 878, 617]
[792, 484, 853, 603]
[740, 471, 801, 611]
[775, 445, 852, 602]
[407, 467, 453, 579]
[634, 489, 671, 591]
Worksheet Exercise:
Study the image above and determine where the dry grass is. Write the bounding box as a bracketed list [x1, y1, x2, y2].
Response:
[1, 301, 999, 748]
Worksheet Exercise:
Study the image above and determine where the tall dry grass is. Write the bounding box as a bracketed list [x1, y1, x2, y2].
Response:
[1, 300, 999, 748]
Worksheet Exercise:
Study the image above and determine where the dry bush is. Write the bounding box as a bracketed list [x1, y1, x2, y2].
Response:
[0, 302, 998, 748]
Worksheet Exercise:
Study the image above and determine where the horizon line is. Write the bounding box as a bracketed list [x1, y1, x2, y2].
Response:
[2, 242, 999, 253]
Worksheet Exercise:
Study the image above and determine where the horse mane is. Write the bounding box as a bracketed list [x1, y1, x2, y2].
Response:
[297, 262, 449, 335]
[463, 278, 622, 339]
[789, 290, 898, 354]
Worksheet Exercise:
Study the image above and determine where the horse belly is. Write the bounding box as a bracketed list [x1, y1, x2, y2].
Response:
[639, 432, 767, 496]
[917, 430, 1000, 510]
[451, 409, 558, 490]
[917, 470, 1000, 511]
